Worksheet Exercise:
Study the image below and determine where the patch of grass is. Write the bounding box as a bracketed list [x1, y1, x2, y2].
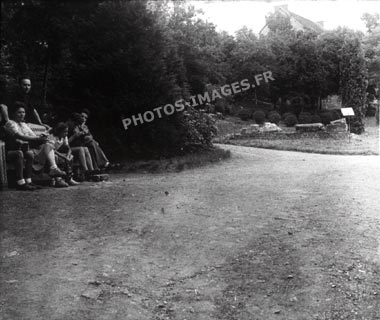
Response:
[216, 117, 379, 155]
[121, 147, 231, 173]
[215, 116, 257, 136]
[224, 137, 378, 155]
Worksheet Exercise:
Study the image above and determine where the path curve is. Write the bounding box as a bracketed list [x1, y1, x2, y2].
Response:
[1, 145, 379, 320]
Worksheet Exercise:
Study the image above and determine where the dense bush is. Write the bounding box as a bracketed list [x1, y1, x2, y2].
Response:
[214, 100, 227, 114]
[298, 112, 312, 124]
[284, 114, 298, 127]
[255, 102, 274, 115]
[179, 107, 218, 148]
[366, 104, 377, 117]
[2, 1, 229, 159]
[319, 112, 335, 125]
[310, 114, 322, 123]
[268, 111, 281, 124]
[282, 112, 294, 120]
[340, 34, 367, 134]
[253, 110, 266, 125]
[238, 109, 252, 121]
[331, 109, 343, 120]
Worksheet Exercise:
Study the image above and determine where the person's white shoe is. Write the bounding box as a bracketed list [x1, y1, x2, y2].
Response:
[68, 178, 80, 186]
[55, 178, 69, 188]
[49, 167, 66, 177]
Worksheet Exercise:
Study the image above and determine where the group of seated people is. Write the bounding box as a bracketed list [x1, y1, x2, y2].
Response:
[0, 78, 110, 191]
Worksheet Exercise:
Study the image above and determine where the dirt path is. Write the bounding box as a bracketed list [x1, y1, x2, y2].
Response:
[1, 145, 380, 320]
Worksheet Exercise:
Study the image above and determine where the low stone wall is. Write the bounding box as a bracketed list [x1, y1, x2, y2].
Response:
[295, 123, 324, 133]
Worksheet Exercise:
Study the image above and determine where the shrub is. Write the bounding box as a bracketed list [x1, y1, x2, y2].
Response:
[282, 112, 294, 120]
[319, 112, 335, 125]
[214, 100, 226, 114]
[366, 104, 377, 117]
[253, 110, 266, 125]
[310, 114, 322, 123]
[298, 112, 312, 124]
[255, 102, 274, 115]
[284, 114, 298, 127]
[268, 111, 281, 124]
[179, 107, 218, 148]
[331, 109, 342, 120]
[238, 109, 252, 121]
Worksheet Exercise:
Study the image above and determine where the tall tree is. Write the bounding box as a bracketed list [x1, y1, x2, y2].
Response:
[339, 31, 368, 134]
[361, 13, 380, 33]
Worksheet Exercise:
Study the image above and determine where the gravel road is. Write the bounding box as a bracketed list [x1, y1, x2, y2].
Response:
[1, 145, 379, 320]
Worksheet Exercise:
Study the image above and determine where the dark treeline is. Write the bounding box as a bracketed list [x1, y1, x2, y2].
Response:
[1, 1, 378, 158]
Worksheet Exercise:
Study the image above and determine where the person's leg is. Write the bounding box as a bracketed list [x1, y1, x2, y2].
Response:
[7, 150, 35, 190]
[66, 157, 80, 185]
[7, 150, 24, 184]
[71, 147, 88, 171]
[23, 150, 42, 188]
[87, 141, 109, 169]
[23, 150, 34, 183]
[87, 143, 99, 170]
[46, 147, 57, 168]
[83, 147, 94, 171]
[65, 158, 73, 181]
[37, 144, 65, 177]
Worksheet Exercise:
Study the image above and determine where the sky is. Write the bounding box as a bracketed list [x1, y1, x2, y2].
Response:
[189, 0, 380, 35]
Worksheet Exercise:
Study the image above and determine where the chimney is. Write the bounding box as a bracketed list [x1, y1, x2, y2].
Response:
[274, 4, 288, 13]
[316, 21, 324, 28]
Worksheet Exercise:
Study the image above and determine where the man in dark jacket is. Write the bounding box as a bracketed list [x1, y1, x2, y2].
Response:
[2, 77, 49, 128]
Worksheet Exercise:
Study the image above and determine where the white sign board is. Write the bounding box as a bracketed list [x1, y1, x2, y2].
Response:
[341, 108, 355, 116]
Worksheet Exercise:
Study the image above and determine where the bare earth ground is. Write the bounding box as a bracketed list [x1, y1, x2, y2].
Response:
[1, 145, 380, 320]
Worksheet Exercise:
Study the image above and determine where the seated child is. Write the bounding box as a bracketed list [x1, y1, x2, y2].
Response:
[47, 122, 80, 187]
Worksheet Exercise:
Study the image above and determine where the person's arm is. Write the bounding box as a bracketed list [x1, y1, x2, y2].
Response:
[82, 125, 94, 144]
[4, 121, 47, 143]
[64, 137, 72, 159]
[14, 131, 47, 143]
[55, 150, 69, 161]
[32, 108, 43, 125]
[68, 127, 83, 144]
[32, 108, 51, 130]
[0, 104, 9, 122]
[60, 137, 73, 160]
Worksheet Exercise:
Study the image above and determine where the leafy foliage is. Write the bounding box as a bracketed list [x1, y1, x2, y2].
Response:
[310, 114, 322, 124]
[253, 110, 266, 125]
[2, 1, 221, 158]
[319, 112, 335, 125]
[1, 0, 374, 161]
[268, 111, 281, 124]
[238, 109, 252, 121]
[298, 112, 313, 124]
[284, 114, 298, 127]
[339, 31, 368, 134]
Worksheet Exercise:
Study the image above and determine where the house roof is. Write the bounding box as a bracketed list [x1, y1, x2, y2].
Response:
[289, 11, 323, 33]
[259, 6, 323, 35]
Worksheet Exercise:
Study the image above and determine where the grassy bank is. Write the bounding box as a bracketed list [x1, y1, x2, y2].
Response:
[221, 136, 378, 155]
[121, 146, 231, 173]
[215, 117, 379, 155]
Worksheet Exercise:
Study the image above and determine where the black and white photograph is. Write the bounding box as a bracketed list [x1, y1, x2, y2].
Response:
[0, 0, 379, 319]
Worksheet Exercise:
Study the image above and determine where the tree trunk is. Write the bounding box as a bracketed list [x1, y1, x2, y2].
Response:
[42, 49, 51, 107]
